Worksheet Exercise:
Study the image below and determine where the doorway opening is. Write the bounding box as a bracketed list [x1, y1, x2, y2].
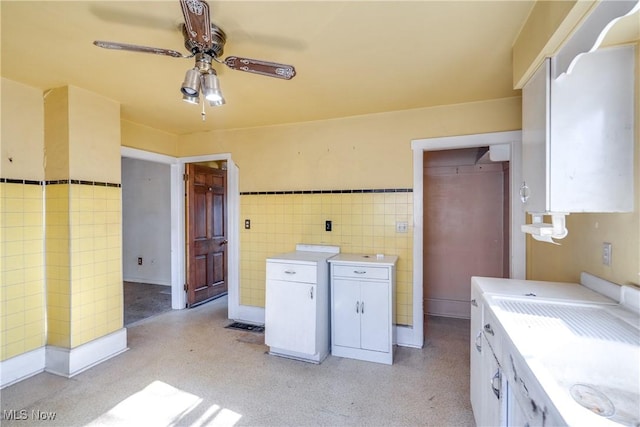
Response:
[410, 130, 525, 349]
[121, 157, 173, 324]
[422, 147, 509, 322]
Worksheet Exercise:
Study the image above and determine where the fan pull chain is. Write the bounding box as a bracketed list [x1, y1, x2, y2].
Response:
[201, 99, 206, 121]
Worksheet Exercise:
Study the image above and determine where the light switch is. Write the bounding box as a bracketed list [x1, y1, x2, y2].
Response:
[602, 242, 612, 266]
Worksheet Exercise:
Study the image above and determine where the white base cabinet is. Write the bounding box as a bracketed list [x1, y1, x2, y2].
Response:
[329, 254, 397, 365]
[265, 245, 339, 364]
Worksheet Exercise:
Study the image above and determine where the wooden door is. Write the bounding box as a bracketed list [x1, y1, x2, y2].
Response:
[185, 163, 227, 307]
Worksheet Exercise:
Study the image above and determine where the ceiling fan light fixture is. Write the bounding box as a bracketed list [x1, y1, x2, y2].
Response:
[202, 71, 225, 106]
[182, 93, 200, 105]
[180, 68, 201, 96]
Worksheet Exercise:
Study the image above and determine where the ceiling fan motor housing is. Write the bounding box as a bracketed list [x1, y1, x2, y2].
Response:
[182, 23, 226, 58]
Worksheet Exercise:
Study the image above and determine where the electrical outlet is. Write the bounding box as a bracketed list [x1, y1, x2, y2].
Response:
[396, 221, 408, 233]
[245, 219, 251, 229]
[325, 220, 332, 232]
[137, 257, 143, 265]
[602, 242, 612, 266]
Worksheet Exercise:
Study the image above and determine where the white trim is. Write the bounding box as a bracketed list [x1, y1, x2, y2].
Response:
[170, 163, 185, 309]
[395, 326, 420, 348]
[121, 147, 184, 309]
[410, 130, 525, 349]
[234, 305, 265, 325]
[122, 277, 172, 287]
[0, 347, 46, 389]
[45, 328, 128, 378]
[121, 147, 178, 165]
[121, 148, 247, 319]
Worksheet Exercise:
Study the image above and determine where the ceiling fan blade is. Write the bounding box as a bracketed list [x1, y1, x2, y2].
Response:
[93, 41, 186, 58]
[180, 0, 212, 52]
[224, 56, 296, 80]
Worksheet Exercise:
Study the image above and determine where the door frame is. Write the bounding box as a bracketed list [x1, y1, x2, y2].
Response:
[178, 154, 241, 318]
[409, 130, 525, 348]
[120, 148, 244, 319]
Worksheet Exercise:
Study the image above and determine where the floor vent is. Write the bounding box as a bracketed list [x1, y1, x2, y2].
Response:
[225, 322, 265, 333]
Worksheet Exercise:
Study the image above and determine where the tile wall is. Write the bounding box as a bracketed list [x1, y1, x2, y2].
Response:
[68, 182, 123, 347]
[1, 180, 123, 359]
[240, 189, 414, 326]
[1, 181, 46, 360]
[45, 183, 71, 347]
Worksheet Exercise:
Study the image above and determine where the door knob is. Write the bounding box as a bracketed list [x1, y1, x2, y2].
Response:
[220, 240, 228, 245]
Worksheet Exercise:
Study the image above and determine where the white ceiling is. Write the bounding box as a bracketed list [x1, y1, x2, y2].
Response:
[1, 1, 638, 135]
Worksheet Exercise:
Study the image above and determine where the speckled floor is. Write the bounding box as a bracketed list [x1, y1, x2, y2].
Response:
[123, 281, 172, 326]
[0, 296, 474, 426]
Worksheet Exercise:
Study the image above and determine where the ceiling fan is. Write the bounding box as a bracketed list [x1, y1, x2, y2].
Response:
[94, 0, 296, 120]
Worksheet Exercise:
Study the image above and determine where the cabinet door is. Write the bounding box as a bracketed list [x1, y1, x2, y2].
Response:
[265, 279, 317, 354]
[549, 46, 635, 213]
[332, 279, 361, 349]
[360, 281, 389, 352]
[521, 58, 550, 213]
[481, 335, 505, 427]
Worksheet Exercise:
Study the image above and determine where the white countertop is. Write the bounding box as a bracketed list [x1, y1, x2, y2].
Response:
[472, 276, 617, 304]
[328, 253, 398, 266]
[266, 250, 337, 264]
[474, 276, 640, 426]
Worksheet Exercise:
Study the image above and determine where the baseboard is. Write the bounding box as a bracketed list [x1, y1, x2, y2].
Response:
[0, 347, 46, 389]
[396, 325, 422, 348]
[45, 328, 128, 378]
[426, 298, 471, 319]
[232, 305, 265, 325]
[123, 277, 171, 287]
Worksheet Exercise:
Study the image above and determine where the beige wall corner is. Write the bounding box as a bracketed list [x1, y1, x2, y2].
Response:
[121, 120, 179, 158]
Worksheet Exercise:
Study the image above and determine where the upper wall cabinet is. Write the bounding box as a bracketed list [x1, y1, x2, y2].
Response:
[521, 44, 635, 214]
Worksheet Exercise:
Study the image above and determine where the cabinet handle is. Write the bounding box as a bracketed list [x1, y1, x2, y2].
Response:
[353, 270, 366, 275]
[475, 332, 482, 353]
[310, 287, 314, 299]
[484, 323, 494, 336]
[361, 301, 364, 314]
[356, 301, 360, 313]
[491, 369, 501, 399]
[284, 270, 296, 275]
[471, 299, 478, 307]
[519, 181, 530, 203]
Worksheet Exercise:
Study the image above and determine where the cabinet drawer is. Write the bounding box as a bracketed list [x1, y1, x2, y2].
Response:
[267, 262, 317, 283]
[332, 265, 389, 280]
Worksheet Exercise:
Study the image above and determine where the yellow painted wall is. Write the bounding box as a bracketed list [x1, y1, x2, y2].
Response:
[68, 86, 121, 184]
[527, 42, 640, 287]
[2, 79, 45, 180]
[178, 97, 522, 190]
[1, 79, 46, 361]
[44, 87, 70, 181]
[179, 97, 522, 323]
[512, 1, 595, 89]
[121, 120, 179, 157]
